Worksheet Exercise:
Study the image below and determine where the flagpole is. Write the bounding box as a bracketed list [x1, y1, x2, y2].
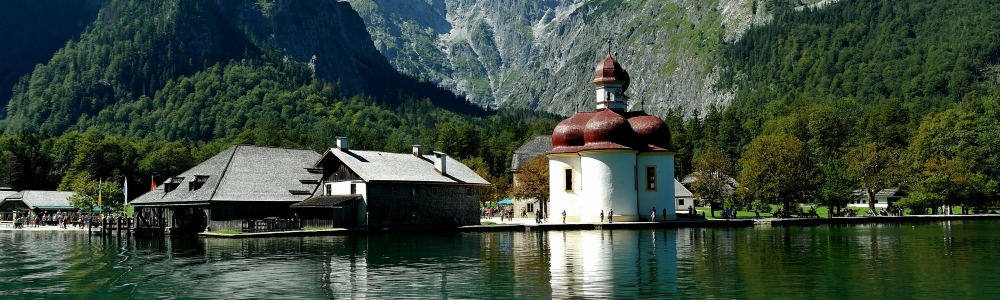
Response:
[98, 178, 103, 218]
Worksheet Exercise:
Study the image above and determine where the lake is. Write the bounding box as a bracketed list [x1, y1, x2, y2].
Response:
[2, 220, 999, 299]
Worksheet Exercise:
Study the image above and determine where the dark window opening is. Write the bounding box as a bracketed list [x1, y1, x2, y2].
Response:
[646, 166, 656, 190]
[564, 169, 573, 191]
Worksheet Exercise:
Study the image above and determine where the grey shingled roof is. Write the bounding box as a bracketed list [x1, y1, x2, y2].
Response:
[674, 179, 693, 198]
[510, 135, 552, 172]
[317, 148, 489, 185]
[131, 145, 321, 206]
[0, 190, 17, 200]
[3, 191, 75, 209]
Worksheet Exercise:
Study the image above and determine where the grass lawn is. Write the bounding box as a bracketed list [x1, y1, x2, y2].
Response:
[692, 204, 971, 219]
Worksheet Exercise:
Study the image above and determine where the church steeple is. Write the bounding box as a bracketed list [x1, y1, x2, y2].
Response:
[592, 41, 630, 111]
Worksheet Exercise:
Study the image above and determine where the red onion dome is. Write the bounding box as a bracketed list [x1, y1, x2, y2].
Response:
[583, 109, 636, 150]
[593, 55, 631, 92]
[551, 112, 593, 153]
[628, 114, 673, 151]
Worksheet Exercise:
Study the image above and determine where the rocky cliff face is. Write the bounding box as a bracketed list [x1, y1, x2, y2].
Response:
[217, 0, 397, 93]
[346, 0, 791, 117]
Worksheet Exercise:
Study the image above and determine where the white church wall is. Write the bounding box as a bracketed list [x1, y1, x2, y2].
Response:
[581, 150, 638, 222]
[548, 154, 582, 222]
[637, 153, 676, 221]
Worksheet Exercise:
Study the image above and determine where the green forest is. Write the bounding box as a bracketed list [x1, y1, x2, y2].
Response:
[672, 0, 1000, 214]
[1, 0, 999, 214]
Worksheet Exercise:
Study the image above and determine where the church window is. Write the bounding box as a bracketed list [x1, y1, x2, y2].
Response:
[646, 166, 656, 190]
[564, 168, 573, 191]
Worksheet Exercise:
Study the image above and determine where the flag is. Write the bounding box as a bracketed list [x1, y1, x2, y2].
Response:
[97, 178, 102, 208]
[123, 176, 128, 205]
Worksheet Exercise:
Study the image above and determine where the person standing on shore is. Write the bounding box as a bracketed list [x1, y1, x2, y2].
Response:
[650, 207, 656, 222]
[562, 210, 567, 224]
[609, 209, 614, 223]
[600, 210, 604, 223]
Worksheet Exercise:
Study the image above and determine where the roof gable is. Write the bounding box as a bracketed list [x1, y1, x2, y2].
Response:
[674, 179, 693, 197]
[511, 135, 552, 172]
[319, 149, 489, 185]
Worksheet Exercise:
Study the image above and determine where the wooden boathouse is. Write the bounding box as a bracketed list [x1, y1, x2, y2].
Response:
[129, 145, 322, 233]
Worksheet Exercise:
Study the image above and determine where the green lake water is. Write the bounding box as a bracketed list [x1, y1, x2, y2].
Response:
[2, 220, 999, 299]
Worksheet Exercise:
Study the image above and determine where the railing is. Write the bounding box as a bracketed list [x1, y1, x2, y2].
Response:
[241, 218, 302, 233]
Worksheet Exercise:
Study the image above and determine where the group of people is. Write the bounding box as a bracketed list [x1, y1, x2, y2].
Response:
[868, 206, 903, 216]
[9, 212, 95, 229]
[480, 206, 516, 221]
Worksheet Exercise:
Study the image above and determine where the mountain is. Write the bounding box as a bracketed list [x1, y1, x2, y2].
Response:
[1, 0, 481, 136]
[0, 0, 102, 117]
[345, 0, 791, 116]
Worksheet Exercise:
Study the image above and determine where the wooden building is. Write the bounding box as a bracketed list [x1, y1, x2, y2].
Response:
[130, 145, 321, 233]
[312, 137, 489, 227]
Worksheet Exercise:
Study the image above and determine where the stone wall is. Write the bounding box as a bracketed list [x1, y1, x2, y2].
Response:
[365, 182, 481, 227]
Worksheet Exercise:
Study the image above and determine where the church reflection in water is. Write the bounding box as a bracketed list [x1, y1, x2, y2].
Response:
[547, 229, 679, 298]
[195, 229, 680, 298]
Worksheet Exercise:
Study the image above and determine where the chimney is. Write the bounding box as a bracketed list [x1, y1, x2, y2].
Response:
[433, 151, 447, 175]
[412, 145, 423, 158]
[336, 137, 349, 151]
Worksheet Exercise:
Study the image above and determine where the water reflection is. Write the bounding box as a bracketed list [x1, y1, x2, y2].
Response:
[549, 229, 678, 298]
[3, 221, 1000, 298]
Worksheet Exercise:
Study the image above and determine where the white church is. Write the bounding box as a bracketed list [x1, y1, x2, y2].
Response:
[547, 52, 676, 222]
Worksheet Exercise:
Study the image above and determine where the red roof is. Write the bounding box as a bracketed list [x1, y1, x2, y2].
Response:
[551, 110, 672, 154]
[592, 55, 631, 91]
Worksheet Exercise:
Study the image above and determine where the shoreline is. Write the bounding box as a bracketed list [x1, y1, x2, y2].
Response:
[4, 214, 998, 237]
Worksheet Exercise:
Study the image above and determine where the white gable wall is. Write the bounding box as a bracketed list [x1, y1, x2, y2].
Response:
[327, 180, 369, 224]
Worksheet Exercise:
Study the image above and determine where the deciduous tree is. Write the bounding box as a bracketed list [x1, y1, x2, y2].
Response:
[844, 142, 909, 213]
[738, 135, 820, 211]
[689, 145, 733, 217]
[511, 156, 549, 214]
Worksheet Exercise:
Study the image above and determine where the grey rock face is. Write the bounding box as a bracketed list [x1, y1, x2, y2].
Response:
[346, 0, 777, 117]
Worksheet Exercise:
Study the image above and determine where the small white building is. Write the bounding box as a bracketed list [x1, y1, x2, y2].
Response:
[547, 53, 676, 222]
[674, 179, 695, 212]
[848, 188, 905, 208]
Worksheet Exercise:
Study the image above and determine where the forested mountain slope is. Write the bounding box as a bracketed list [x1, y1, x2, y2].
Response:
[0, 0, 102, 116]
[1, 0, 484, 137]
